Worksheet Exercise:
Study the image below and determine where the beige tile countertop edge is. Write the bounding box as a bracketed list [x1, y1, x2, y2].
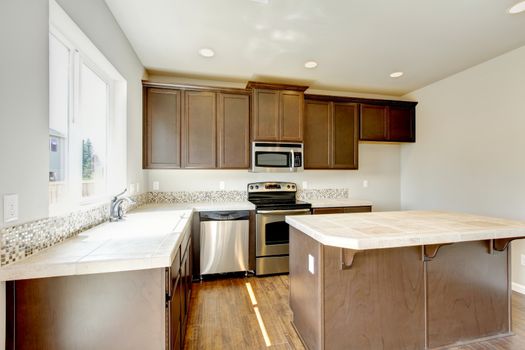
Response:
[286, 210, 525, 250]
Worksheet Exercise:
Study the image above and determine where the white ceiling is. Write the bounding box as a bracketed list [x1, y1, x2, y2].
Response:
[105, 0, 525, 95]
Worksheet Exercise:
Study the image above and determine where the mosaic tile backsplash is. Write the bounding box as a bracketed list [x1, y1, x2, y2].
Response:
[297, 188, 349, 201]
[0, 188, 347, 267]
[148, 190, 247, 204]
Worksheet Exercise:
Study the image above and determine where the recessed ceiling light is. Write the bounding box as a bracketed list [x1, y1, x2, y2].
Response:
[509, 1, 525, 14]
[304, 61, 318, 69]
[198, 48, 215, 58]
[390, 71, 404, 78]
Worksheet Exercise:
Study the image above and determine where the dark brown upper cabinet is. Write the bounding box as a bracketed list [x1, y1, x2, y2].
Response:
[182, 91, 217, 168]
[247, 82, 308, 142]
[304, 100, 331, 168]
[304, 99, 358, 169]
[143, 88, 182, 169]
[143, 83, 251, 170]
[217, 93, 250, 169]
[360, 103, 416, 142]
[388, 105, 415, 142]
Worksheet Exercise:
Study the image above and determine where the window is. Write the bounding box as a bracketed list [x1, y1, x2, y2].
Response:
[49, 0, 127, 215]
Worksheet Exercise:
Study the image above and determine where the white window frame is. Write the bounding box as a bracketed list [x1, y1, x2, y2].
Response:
[49, 0, 127, 216]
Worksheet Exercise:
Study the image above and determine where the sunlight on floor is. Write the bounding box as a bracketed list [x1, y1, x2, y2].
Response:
[245, 282, 272, 347]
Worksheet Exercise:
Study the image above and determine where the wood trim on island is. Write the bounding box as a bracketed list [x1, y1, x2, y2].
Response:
[290, 227, 516, 350]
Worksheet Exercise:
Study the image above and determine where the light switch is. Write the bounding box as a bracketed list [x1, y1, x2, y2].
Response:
[308, 254, 315, 274]
[152, 181, 160, 191]
[302, 181, 308, 189]
[363, 180, 369, 188]
[521, 254, 525, 266]
[136, 183, 140, 193]
[4, 194, 19, 223]
[129, 183, 136, 195]
[219, 181, 225, 190]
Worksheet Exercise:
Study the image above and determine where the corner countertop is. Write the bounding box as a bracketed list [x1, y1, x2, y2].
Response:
[306, 198, 372, 208]
[0, 207, 193, 282]
[0, 201, 256, 282]
[286, 210, 525, 250]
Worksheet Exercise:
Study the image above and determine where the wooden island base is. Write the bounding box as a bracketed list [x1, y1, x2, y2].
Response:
[289, 227, 512, 350]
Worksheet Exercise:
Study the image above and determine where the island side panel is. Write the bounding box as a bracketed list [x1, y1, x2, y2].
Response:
[323, 245, 425, 350]
[289, 227, 323, 350]
[426, 240, 511, 349]
[9, 268, 166, 350]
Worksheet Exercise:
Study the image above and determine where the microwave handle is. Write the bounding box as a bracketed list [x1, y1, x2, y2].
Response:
[290, 149, 295, 172]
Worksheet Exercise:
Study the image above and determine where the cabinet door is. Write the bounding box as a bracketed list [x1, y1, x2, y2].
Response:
[170, 277, 182, 350]
[360, 104, 387, 141]
[332, 103, 358, 169]
[181, 249, 190, 341]
[312, 207, 345, 214]
[217, 93, 250, 168]
[388, 106, 415, 142]
[304, 100, 331, 169]
[343, 206, 372, 213]
[144, 88, 181, 169]
[182, 91, 217, 168]
[252, 89, 280, 141]
[279, 91, 304, 141]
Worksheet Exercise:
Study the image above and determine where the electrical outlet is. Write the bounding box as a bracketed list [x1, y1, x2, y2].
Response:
[363, 180, 369, 188]
[219, 181, 225, 190]
[521, 254, 525, 266]
[129, 183, 136, 195]
[4, 194, 19, 223]
[308, 254, 315, 274]
[136, 183, 140, 193]
[302, 181, 308, 189]
[152, 181, 160, 191]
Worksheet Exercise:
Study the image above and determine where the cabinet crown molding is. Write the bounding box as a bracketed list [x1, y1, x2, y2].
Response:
[246, 81, 309, 92]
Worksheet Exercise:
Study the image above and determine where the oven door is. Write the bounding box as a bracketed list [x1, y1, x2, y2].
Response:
[256, 209, 311, 256]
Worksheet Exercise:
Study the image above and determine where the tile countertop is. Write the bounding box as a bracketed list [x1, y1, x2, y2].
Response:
[0, 208, 193, 282]
[306, 198, 372, 208]
[286, 210, 525, 250]
[0, 201, 256, 282]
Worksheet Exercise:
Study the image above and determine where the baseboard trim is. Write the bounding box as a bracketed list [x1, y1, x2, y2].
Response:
[512, 282, 525, 295]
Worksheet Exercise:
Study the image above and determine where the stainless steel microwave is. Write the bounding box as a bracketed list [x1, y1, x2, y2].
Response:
[251, 142, 304, 172]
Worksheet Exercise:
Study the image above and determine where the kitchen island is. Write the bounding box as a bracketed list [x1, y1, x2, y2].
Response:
[285, 211, 525, 350]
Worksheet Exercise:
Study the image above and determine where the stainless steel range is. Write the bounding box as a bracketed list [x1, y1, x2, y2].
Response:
[247, 182, 311, 276]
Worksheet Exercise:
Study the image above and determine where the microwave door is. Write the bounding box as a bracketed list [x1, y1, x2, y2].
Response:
[290, 149, 294, 172]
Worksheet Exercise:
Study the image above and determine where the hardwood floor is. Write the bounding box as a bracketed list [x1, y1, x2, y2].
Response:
[184, 275, 525, 350]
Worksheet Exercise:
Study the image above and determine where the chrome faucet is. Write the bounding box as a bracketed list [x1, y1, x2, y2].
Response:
[110, 189, 135, 222]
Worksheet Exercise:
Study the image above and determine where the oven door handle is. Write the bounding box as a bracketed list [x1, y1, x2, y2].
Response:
[257, 209, 311, 215]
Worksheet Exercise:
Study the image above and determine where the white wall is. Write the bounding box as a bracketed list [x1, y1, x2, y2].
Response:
[0, 2, 49, 344]
[147, 143, 402, 211]
[400, 44, 525, 285]
[0, 0, 50, 227]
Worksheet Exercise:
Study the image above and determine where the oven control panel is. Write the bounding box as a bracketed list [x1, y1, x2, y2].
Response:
[247, 182, 297, 193]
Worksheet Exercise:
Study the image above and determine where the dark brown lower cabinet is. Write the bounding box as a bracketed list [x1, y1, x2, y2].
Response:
[289, 228, 512, 350]
[7, 230, 193, 350]
[312, 206, 372, 215]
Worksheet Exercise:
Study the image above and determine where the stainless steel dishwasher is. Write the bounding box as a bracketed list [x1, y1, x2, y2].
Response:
[199, 211, 250, 276]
